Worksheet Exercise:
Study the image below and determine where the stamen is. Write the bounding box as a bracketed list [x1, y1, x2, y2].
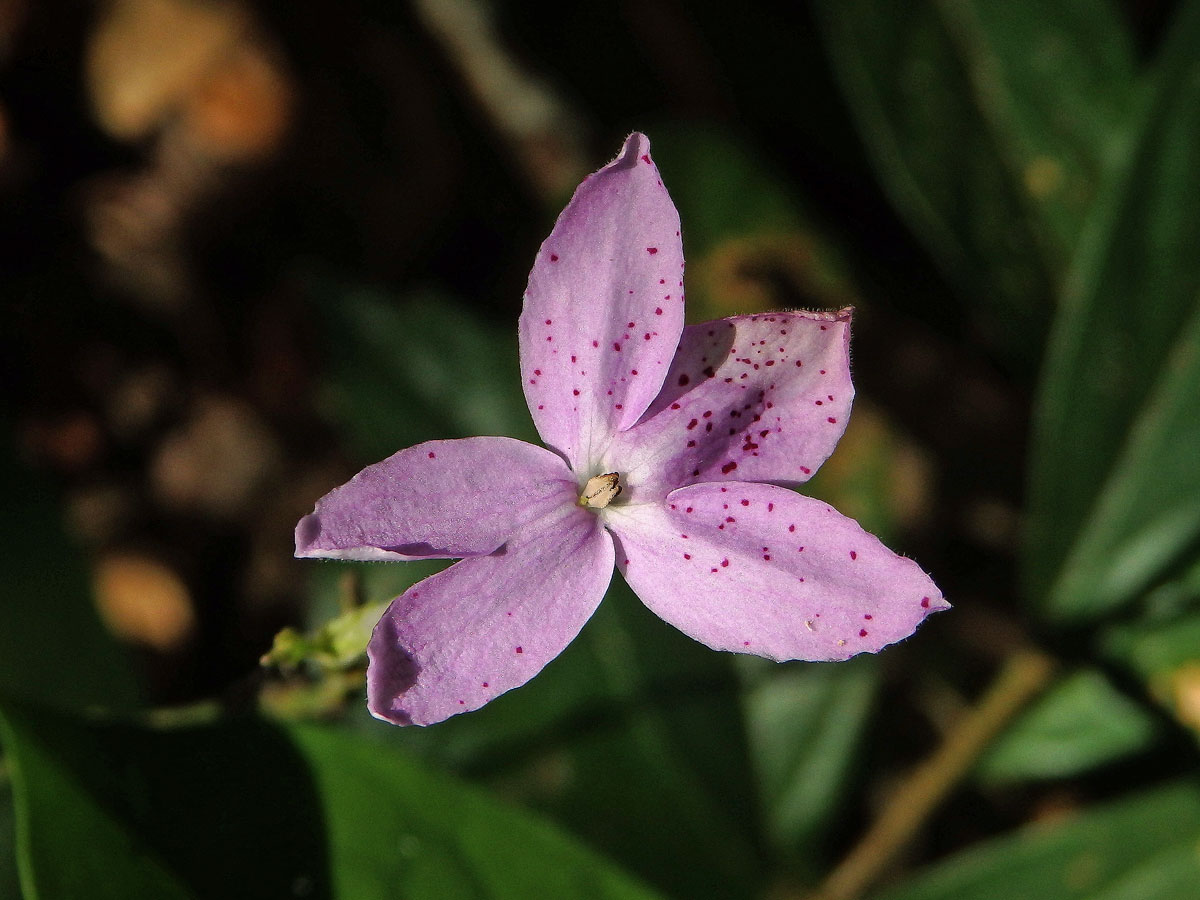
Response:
[579, 472, 622, 509]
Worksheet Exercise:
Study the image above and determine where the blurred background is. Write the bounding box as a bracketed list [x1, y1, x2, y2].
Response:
[2, 1, 1199, 899]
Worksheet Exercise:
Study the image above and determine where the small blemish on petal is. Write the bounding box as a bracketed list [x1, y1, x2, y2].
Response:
[515, 646, 523, 653]
[647, 247, 658, 254]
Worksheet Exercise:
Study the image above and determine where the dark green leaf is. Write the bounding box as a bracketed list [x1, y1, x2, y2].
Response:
[1101, 599, 1200, 734]
[649, 124, 805, 255]
[1038, 307, 1200, 619]
[0, 431, 138, 713]
[816, 0, 1137, 363]
[871, 780, 1200, 900]
[975, 669, 1159, 783]
[742, 656, 879, 855]
[389, 579, 764, 900]
[315, 287, 536, 464]
[0, 756, 22, 900]
[287, 721, 666, 900]
[930, 0, 1140, 255]
[1103, 612, 1200, 686]
[1024, 1, 1200, 621]
[0, 703, 320, 900]
[0, 700, 666, 900]
[646, 124, 859, 323]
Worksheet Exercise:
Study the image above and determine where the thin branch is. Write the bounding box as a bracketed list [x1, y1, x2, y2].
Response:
[808, 648, 1058, 900]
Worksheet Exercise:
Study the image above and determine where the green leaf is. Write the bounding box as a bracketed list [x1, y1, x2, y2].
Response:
[742, 656, 879, 856]
[649, 124, 806, 255]
[315, 286, 536, 464]
[645, 124, 859, 323]
[389, 579, 764, 900]
[0, 703, 313, 900]
[0, 430, 139, 713]
[975, 669, 1160, 783]
[288, 721, 666, 900]
[0, 756, 22, 900]
[930, 0, 1140, 255]
[1024, 1, 1200, 621]
[1040, 305, 1200, 618]
[1104, 613, 1200, 686]
[815, 0, 1138, 362]
[1101, 602, 1200, 735]
[871, 780, 1200, 900]
[0, 700, 665, 900]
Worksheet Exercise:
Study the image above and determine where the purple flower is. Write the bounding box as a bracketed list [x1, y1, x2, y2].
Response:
[296, 133, 947, 726]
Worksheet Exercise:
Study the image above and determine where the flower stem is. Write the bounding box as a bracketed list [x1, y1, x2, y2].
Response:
[808, 648, 1058, 900]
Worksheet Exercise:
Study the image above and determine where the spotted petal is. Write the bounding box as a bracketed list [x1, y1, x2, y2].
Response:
[605, 481, 946, 661]
[368, 502, 614, 725]
[296, 437, 575, 561]
[605, 310, 853, 502]
[519, 132, 686, 473]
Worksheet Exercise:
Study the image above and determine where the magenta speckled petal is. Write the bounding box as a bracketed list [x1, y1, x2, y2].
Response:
[605, 482, 947, 662]
[293, 133, 947, 727]
[519, 132, 685, 473]
[367, 503, 614, 726]
[295, 436, 576, 561]
[606, 310, 853, 502]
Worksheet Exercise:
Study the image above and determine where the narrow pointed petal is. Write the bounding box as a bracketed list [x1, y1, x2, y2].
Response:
[367, 504, 614, 725]
[520, 132, 685, 472]
[605, 482, 946, 661]
[605, 310, 853, 502]
[296, 437, 576, 561]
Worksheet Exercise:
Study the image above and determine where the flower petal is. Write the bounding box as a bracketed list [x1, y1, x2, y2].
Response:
[605, 482, 946, 661]
[605, 310, 853, 501]
[367, 503, 614, 725]
[296, 437, 576, 561]
[519, 132, 685, 473]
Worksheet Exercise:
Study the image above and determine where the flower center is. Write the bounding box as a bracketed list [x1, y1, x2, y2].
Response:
[579, 472, 622, 509]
